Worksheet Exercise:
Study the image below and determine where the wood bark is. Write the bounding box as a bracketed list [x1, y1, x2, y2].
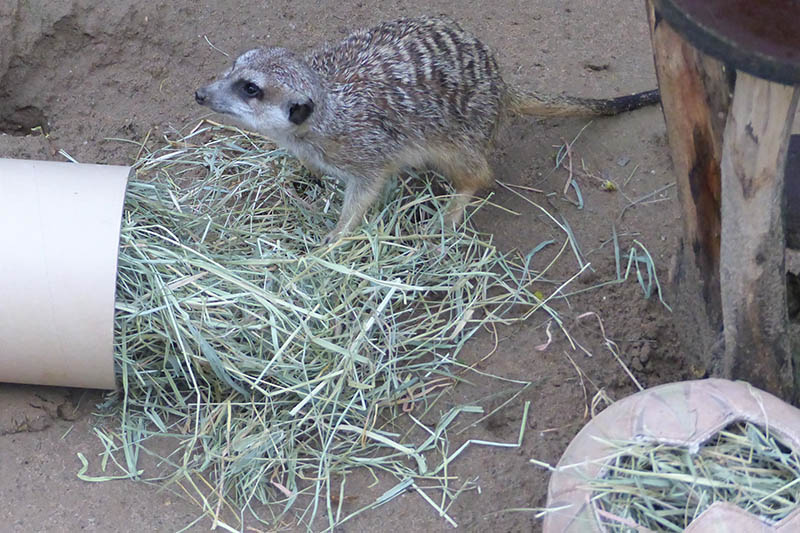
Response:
[719, 71, 799, 400]
[645, 1, 733, 375]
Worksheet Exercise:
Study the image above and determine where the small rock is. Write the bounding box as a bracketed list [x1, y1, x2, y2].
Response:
[639, 344, 652, 365]
[616, 156, 630, 167]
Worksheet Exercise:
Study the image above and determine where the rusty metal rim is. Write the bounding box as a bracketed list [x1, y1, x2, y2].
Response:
[653, 0, 800, 86]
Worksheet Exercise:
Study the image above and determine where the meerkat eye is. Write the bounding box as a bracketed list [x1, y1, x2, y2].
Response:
[240, 81, 262, 99]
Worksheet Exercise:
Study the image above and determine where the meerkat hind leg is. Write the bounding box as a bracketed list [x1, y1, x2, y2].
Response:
[437, 152, 493, 227]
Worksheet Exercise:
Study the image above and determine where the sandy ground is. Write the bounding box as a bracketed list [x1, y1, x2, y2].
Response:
[0, 1, 688, 531]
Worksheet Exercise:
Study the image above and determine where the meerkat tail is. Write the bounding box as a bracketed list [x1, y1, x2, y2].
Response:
[507, 88, 660, 117]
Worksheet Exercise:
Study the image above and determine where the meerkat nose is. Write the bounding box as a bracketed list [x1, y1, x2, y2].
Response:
[195, 88, 208, 105]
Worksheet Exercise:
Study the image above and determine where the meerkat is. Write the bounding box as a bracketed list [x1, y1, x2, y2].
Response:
[195, 17, 659, 242]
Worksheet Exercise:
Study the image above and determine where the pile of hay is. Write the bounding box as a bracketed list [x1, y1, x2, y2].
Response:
[106, 122, 547, 527]
[592, 421, 800, 531]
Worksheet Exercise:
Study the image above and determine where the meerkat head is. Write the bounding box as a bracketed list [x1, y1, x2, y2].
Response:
[195, 48, 320, 139]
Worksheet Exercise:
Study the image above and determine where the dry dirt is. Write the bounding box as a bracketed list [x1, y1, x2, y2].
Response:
[1, 1, 689, 531]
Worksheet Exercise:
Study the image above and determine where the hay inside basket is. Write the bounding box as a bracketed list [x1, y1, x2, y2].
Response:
[105, 121, 553, 527]
[591, 421, 800, 532]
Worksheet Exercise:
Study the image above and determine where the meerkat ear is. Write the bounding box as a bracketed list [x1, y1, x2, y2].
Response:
[288, 99, 314, 125]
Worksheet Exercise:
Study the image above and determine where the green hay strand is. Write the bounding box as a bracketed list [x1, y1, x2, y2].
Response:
[592, 421, 800, 531]
[100, 122, 558, 528]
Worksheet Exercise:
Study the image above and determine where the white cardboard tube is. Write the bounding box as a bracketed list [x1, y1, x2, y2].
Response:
[0, 158, 129, 389]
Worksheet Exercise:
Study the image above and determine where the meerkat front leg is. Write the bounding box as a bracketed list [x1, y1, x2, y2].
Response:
[297, 158, 324, 179]
[323, 176, 383, 243]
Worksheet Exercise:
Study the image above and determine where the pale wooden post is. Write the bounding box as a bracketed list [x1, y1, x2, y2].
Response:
[719, 72, 799, 398]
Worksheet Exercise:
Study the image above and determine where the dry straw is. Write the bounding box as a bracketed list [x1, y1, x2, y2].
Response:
[99, 121, 557, 529]
[592, 421, 800, 532]
[91, 119, 667, 530]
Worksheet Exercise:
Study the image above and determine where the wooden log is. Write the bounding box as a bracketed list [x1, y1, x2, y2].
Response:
[719, 71, 799, 400]
[645, 1, 733, 375]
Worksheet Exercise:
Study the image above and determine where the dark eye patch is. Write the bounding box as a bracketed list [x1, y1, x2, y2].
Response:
[235, 79, 263, 99]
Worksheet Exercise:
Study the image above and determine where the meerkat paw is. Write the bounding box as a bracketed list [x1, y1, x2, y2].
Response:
[443, 198, 471, 230]
[302, 166, 322, 180]
[443, 207, 465, 227]
[321, 227, 345, 245]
